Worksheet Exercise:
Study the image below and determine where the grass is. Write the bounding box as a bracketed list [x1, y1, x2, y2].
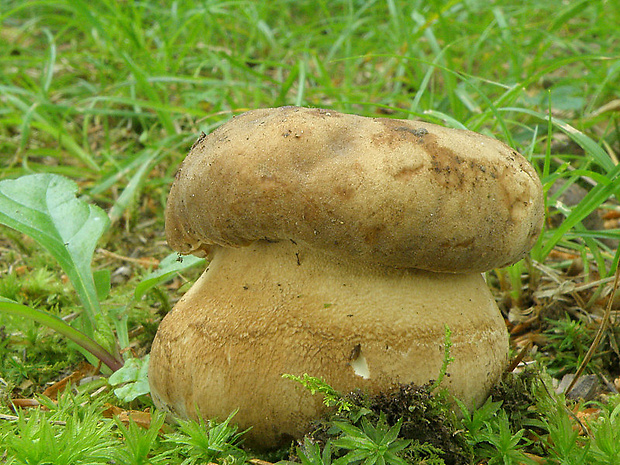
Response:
[1, 0, 619, 463]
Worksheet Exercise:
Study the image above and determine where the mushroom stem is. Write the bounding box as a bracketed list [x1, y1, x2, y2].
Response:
[149, 240, 509, 448]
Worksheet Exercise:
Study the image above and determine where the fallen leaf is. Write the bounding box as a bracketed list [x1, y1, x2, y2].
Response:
[42, 362, 99, 400]
[102, 404, 154, 430]
[10, 398, 40, 409]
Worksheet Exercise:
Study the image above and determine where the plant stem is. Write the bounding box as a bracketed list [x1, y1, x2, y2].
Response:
[0, 299, 124, 372]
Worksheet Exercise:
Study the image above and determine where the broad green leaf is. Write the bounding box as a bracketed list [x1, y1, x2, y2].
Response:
[134, 252, 206, 301]
[93, 269, 111, 301]
[541, 85, 586, 112]
[0, 174, 110, 335]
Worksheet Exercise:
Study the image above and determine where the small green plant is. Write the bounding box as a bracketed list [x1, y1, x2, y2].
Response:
[113, 411, 170, 465]
[108, 355, 151, 402]
[539, 397, 589, 464]
[541, 316, 595, 377]
[0, 386, 254, 465]
[331, 414, 411, 465]
[165, 410, 247, 465]
[429, 325, 454, 393]
[282, 374, 354, 413]
[4, 401, 117, 465]
[585, 399, 620, 464]
[455, 396, 504, 445]
[295, 437, 334, 465]
[475, 410, 535, 465]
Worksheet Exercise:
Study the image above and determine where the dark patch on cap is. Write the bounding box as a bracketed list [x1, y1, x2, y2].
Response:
[364, 224, 386, 245]
[371, 119, 429, 146]
[423, 134, 468, 188]
[418, 134, 504, 190]
[395, 126, 429, 139]
[393, 166, 423, 181]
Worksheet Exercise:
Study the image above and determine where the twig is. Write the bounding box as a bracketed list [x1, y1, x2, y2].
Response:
[97, 248, 159, 267]
[565, 264, 620, 396]
[0, 413, 67, 426]
[505, 340, 532, 373]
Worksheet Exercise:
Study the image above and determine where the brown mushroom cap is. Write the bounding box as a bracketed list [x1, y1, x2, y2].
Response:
[166, 106, 543, 272]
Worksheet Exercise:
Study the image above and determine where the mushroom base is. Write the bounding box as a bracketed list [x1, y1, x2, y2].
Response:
[148, 241, 509, 448]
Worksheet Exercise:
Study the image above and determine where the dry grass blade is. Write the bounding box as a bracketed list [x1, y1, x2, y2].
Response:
[248, 459, 275, 465]
[0, 413, 67, 426]
[505, 340, 533, 373]
[565, 265, 620, 396]
[97, 248, 160, 267]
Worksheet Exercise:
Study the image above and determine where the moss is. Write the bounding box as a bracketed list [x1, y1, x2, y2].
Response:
[366, 384, 473, 465]
[299, 382, 473, 465]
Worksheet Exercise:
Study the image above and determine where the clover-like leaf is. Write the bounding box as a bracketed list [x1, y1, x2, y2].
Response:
[109, 355, 150, 401]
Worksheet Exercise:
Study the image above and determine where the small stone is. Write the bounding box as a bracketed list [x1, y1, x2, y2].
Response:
[556, 374, 600, 401]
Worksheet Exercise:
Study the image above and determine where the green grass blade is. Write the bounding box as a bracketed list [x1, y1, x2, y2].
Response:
[500, 107, 615, 173]
[40, 29, 56, 96]
[134, 252, 206, 301]
[107, 148, 163, 225]
[0, 89, 100, 171]
[118, 51, 177, 135]
[541, 164, 620, 259]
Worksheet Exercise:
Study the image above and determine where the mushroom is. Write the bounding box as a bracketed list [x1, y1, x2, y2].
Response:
[148, 106, 544, 448]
